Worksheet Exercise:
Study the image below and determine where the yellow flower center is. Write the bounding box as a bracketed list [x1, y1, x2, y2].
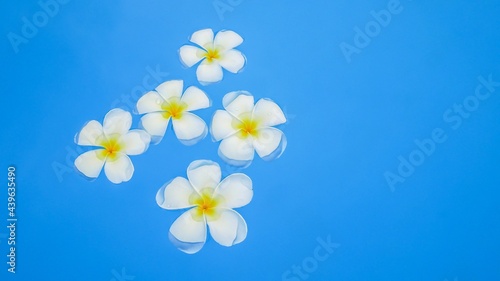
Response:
[189, 188, 223, 221]
[204, 48, 220, 63]
[97, 134, 123, 161]
[233, 112, 260, 139]
[161, 97, 187, 120]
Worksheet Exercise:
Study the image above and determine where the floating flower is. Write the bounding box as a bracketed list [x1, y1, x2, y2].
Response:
[211, 91, 287, 167]
[74, 108, 151, 184]
[179, 28, 246, 85]
[156, 160, 253, 254]
[136, 80, 211, 145]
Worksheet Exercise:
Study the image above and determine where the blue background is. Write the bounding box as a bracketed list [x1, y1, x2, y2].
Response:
[1, 0, 500, 280]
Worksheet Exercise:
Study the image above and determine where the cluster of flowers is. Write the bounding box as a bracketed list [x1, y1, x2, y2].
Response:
[74, 29, 287, 254]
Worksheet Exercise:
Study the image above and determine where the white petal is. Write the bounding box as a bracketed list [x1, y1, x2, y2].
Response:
[155, 80, 183, 100]
[222, 91, 255, 118]
[169, 209, 207, 254]
[219, 49, 245, 73]
[190, 28, 214, 48]
[104, 153, 134, 184]
[75, 120, 103, 146]
[207, 209, 247, 247]
[103, 108, 132, 136]
[179, 45, 205, 68]
[214, 30, 243, 50]
[181, 86, 211, 111]
[140, 112, 170, 139]
[172, 112, 207, 145]
[74, 150, 105, 179]
[218, 134, 255, 167]
[252, 98, 287, 127]
[156, 177, 196, 210]
[121, 130, 151, 155]
[187, 160, 221, 191]
[211, 110, 239, 141]
[253, 128, 286, 160]
[214, 174, 253, 209]
[136, 91, 165, 114]
[196, 61, 223, 85]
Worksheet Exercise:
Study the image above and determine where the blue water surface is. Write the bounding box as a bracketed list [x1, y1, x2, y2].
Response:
[1, 0, 500, 280]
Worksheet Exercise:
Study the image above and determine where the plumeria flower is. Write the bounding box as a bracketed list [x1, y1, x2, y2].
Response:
[74, 108, 151, 184]
[156, 160, 253, 254]
[179, 28, 246, 85]
[211, 91, 287, 167]
[136, 80, 211, 145]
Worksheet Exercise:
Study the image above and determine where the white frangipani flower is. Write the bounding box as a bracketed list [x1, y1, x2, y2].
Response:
[74, 108, 151, 184]
[156, 160, 253, 254]
[179, 28, 246, 85]
[211, 91, 287, 167]
[136, 80, 211, 145]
